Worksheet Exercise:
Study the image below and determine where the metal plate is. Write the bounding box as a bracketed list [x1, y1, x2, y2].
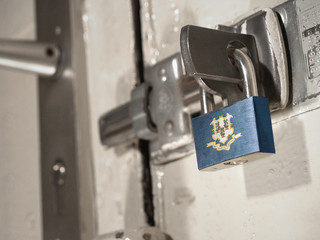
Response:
[274, 0, 320, 105]
[180, 25, 260, 107]
[181, 26, 259, 83]
[219, 8, 289, 111]
[146, 54, 195, 164]
[294, 0, 320, 103]
[36, 0, 94, 239]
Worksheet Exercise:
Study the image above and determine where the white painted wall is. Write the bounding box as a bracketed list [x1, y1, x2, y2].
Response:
[0, 0, 42, 239]
[83, 0, 146, 236]
[140, 0, 320, 239]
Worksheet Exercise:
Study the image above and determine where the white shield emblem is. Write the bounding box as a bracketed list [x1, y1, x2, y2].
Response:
[207, 113, 242, 151]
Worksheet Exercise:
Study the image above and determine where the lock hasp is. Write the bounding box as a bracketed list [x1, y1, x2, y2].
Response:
[192, 97, 275, 171]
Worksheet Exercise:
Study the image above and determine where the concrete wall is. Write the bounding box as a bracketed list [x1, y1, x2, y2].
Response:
[0, 0, 42, 239]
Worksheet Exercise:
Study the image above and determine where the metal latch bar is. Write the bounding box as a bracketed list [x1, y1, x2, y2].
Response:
[99, 54, 200, 164]
[99, 8, 289, 165]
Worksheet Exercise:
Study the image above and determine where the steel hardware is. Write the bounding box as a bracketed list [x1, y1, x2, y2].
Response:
[100, 83, 157, 147]
[0, 40, 60, 77]
[52, 160, 67, 187]
[100, 8, 289, 165]
[180, 26, 259, 91]
[228, 45, 259, 97]
[100, 53, 200, 164]
[275, 0, 320, 106]
[181, 26, 261, 113]
[180, 8, 289, 113]
[220, 8, 289, 111]
[191, 42, 275, 170]
[36, 0, 95, 239]
[180, 11, 285, 170]
[1, 0, 94, 238]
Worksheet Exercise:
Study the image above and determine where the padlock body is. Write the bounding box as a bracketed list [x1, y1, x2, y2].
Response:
[192, 97, 275, 171]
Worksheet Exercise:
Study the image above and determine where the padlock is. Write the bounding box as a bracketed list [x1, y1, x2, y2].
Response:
[181, 26, 275, 170]
[192, 96, 275, 170]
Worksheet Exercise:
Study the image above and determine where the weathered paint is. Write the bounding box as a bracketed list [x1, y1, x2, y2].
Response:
[141, 0, 320, 239]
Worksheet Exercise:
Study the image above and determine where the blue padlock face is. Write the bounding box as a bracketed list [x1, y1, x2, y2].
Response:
[192, 96, 275, 171]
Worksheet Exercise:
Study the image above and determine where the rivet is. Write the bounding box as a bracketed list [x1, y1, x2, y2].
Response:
[164, 120, 174, 136]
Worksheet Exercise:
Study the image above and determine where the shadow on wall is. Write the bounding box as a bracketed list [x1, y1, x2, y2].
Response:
[243, 117, 311, 197]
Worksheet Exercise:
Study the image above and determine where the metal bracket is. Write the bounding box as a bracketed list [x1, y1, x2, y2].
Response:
[147, 54, 196, 164]
[180, 25, 260, 109]
[219, 8, 289, 111]
[180, 8, 289, 112]
[99, 53, 200, 164]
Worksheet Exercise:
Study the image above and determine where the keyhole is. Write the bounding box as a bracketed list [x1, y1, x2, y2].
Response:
[46, 47, 55, 58]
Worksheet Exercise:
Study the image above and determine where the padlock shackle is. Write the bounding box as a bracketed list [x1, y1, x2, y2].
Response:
[200, 88, 214, 115]
[198, 46, 259, 115]
[228, 47, 258, 98]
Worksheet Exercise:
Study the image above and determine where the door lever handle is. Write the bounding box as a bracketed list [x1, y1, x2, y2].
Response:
[0, 40, 61, 77]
